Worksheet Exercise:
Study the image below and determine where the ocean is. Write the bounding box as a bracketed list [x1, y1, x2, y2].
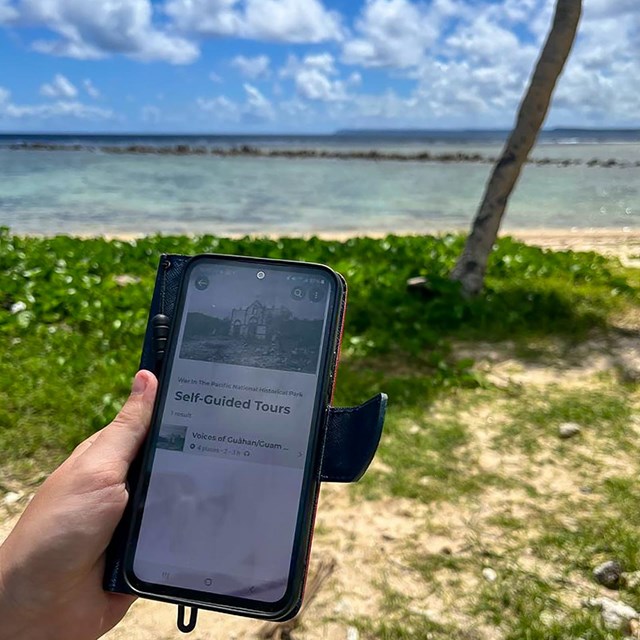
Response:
[1, 131, 639, 236]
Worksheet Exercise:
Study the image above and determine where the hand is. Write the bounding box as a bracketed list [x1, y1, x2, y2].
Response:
[0, 370, 158, 640]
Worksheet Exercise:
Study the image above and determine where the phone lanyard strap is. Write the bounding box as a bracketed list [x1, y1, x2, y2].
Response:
[177, 605, 198, 633]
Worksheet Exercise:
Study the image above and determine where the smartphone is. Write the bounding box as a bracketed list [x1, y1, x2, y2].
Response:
[124, 254, 345, 620]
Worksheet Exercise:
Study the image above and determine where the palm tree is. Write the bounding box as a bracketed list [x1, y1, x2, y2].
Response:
[450, 0, 582, 297]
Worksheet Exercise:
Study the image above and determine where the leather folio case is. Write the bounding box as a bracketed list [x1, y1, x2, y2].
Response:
[103, 254, 387, 628]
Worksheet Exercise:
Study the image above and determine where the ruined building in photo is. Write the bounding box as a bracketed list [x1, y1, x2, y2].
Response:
[229, 301, 293, 340]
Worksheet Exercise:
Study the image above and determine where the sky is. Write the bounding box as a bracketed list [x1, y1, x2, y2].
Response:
[0, 0, 638, 133]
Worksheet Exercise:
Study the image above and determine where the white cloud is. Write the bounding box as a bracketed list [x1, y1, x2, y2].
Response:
[280, 53, 349, 102]
[279, 97, 312, 116]
[165, 0, 343, 43]
[209, 71, 223, 83]
[585, 0, 638, 19]
[197, 84, 274, 123]
[342, 0, 441, 68]
[489, 0, 538, 25]
[8, 101, 114, 120]
[17, 0, 198, 64]
[231, 54, 270, 79]
[242, 0, 343, 43]
[0, 86, 114, 120]
[445, 15, 526, 66]
[421, 0, 635, 126]
[548, 0, 640, 124]
[280, 53, 334, 78]
[404, 11, 540, 119]
[242, 82, 275, 121]
[0, 0, 18, 22]
[295, 68, 347, 102]
[197, 95, 236, 115]
[83, 78, 100, 98]
[329, 89, 415, 123]
[165, 0, 241, 37]
[347, 72, 362, 87]
[340, 0, 536, 72]
[40, 73, 78, 98]
[298, 53, 335, 75]
[334, 0, 640, 127]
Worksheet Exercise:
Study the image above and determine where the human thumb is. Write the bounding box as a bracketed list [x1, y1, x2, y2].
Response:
[83, 370, 158, 473]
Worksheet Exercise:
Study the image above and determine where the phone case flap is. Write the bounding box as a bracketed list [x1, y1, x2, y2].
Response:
[319, 393, 387, 482]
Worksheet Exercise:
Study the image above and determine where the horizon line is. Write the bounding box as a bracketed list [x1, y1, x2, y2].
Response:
[1, 126, 640, 137]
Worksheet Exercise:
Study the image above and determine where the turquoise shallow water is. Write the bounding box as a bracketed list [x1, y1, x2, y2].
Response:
[1, 141, 639, 236]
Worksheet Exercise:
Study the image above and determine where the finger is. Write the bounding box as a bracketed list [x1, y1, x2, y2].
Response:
[66, 427, 106, 461]
[82, 370, 158, 472]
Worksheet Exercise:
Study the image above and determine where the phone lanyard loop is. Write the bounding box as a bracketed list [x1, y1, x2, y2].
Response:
[177, 605, 198, 633]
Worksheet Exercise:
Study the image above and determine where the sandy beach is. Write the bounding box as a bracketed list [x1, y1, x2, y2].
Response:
[67, 227, 640, 266]
[507, 227, 640, 264]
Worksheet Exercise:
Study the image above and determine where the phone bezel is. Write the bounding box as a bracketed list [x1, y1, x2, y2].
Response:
[123, 253, 344, 620]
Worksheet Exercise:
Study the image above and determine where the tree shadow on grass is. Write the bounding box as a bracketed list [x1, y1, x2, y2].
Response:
[336, 279, 633, 412]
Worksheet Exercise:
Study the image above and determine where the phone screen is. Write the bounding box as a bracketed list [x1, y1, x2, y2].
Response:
[130, 258, 338, 605]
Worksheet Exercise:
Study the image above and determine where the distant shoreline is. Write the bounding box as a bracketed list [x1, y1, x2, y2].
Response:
[5, 142, 640, 168]
[3, 127, 640, 141]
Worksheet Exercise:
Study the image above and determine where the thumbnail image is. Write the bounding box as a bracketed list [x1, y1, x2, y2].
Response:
[180, 300, 323, 374]
[157, 424, 187, 452]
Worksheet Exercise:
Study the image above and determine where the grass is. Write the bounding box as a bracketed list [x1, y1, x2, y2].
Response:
[473, 566, 623, 640]
[410, 549, 469, 577]
[533, 477, 640, 583]
[350, 582, 463, 640]
[496, 384, 634, 455]
[356, 406, 511, 503]
[345, 375, 640, 639]
[351, 615, 452, 640]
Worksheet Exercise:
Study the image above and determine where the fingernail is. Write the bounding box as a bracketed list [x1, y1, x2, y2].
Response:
[132, 371, 149, 395]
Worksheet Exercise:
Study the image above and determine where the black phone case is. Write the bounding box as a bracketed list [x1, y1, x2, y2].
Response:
[103, 254, 386, 627]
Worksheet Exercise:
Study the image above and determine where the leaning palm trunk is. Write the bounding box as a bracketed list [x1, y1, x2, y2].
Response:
[450, 0, 582, 296]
